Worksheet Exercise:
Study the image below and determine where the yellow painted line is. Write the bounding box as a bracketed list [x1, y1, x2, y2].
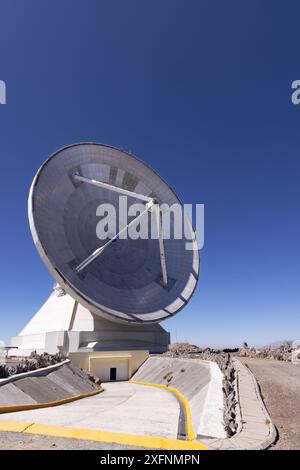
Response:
[0, 420, 34, 433]
[0, 420, 207, 450]
[0, 388, 103, 414]
[130, 379, 196, 441]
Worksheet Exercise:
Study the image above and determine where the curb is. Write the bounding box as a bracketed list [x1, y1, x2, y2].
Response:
[0, 420, 207, 450]
[0, 387, 103, 414]
[201, 359, 277, 450]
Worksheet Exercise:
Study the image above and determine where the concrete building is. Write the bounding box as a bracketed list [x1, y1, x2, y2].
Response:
[70, 350, 148, 381]
[11, 285, 169, 379]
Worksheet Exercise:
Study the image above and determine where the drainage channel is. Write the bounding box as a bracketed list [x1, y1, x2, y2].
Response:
[177, 399, 188, 440]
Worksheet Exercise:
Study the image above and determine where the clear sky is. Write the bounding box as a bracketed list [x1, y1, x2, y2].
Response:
[0, 0, 299, 348]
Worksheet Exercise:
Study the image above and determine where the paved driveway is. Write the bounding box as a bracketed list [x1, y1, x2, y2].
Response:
[0, 381, 180, 439]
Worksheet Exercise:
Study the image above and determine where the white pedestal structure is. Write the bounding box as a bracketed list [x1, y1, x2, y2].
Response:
[11, 286, 170, 357]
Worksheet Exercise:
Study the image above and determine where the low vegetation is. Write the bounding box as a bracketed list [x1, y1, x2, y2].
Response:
[0, 351, 65, 379]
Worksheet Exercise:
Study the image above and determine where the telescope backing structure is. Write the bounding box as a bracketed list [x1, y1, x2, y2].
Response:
[12, 285, 170, 355]
[12, 143, 199, 380]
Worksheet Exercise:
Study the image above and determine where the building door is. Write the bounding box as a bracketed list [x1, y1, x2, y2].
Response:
[110, 367, 117, 381]
[90, 359, 129, 381]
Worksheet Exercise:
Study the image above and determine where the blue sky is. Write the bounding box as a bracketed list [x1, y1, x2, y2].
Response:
[0, 0, 299, 347]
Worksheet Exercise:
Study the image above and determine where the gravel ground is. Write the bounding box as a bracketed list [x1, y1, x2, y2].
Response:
[238, 357, 300, 450]
[0, 431, 143, 450]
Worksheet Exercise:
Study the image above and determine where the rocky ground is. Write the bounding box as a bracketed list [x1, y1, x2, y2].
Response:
[0, 352, 66, 378]
[239, 357, 300, 450]
[237, 341, 295, 362]
[166, 341, 297, 362]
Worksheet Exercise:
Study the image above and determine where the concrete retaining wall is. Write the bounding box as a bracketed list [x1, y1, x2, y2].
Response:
[0, 362, 99, 407]
[132, 356, 226, 439]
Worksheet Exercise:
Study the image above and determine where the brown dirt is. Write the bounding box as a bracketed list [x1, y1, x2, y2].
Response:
[239, 357, 300, 450]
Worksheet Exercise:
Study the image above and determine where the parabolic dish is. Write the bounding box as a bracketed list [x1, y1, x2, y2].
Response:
[29, 143, 199, 324]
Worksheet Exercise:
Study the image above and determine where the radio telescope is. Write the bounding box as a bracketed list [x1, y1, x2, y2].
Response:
[12, 143, 199, 366]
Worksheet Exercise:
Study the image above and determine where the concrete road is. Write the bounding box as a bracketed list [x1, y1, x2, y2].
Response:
[0, 431, 145, 450]
[239, 357, 300, 450]
[0, 381, 180, 439]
